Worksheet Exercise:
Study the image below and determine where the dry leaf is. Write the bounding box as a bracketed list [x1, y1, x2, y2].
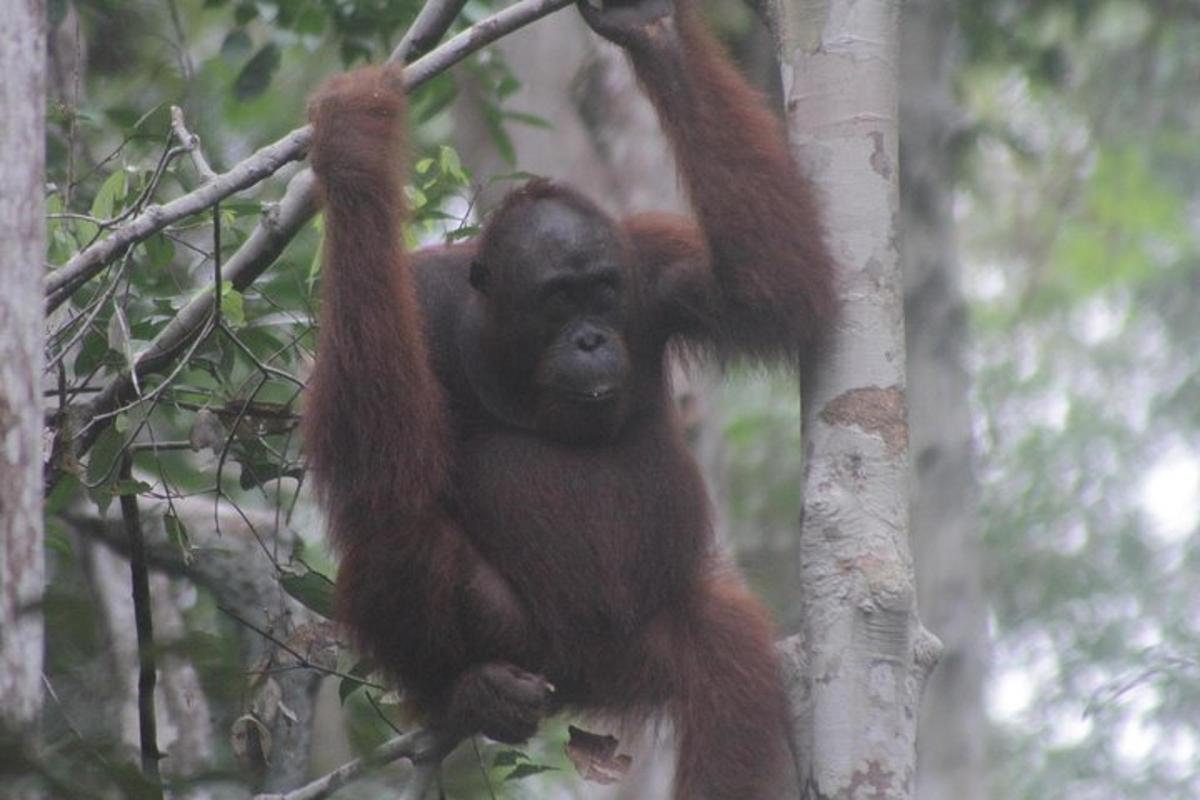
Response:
[231, 714, 272, 769]
[565, 725, 632, 785]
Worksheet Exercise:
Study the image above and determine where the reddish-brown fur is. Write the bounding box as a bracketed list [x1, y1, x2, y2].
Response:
[303, 2, 836, 797]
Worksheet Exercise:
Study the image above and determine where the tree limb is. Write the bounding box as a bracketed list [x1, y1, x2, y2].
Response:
[169, 105, 217, 182]
[251, 728, 457, 800]
[392, 0, 470, 63]
[44, 125, 309, 312]
[118, 454, 164, 796]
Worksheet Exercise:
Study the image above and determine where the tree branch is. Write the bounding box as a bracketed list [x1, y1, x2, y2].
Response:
[392, 0, 470, 63]
[252, 728, 457, 800]
[118, 454, 164, 797]
[45, 125, 309, 312]
[45, 0, 575, 492]
[169, 106, 217, 182]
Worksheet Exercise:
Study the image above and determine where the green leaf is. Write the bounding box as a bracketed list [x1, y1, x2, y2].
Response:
[339, 38, 372, 66]
[144, 233, 175, 270]
[486, 171, 540, 186]
[295, 5, 328, 35]
[504, 762, 558, 781]
[445, 225, 481, 243]
[410, 72, 458, 123]
[111, 479, 153, 496]
[234, 44, 281, 101]
[103, 758, 163, 800]
[164, 510, 193, 561]
[483, 105, 516, 166]
[496, 74, 520, 99]
[73, 331, 110, 375]
[280, 570, 336, 619]
[308, 213, 325, 293]
[438, 145, 467, 182]
[221, 29, 252, 60]
[338, 660, 374, 704]
[221, 283, 246, 328]
[72, 216, 100, 247]
[237, 460, 303, 490]
[493, 750, 529, 768]
[45, 473, 81, 515]
[234, 1, 258, 25]
[86, 426, 124, 515]
[45, 522, 76, 559]
[107, 306, 131, 358]
[407, 186, 427, 210]
[91, 169, 128, 220]
[503, 110, 552, 130]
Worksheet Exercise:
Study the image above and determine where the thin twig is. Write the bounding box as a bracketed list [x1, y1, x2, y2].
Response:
[251, 728, 458, 800]
[213, 201, 222, 328]
[472, 737, 498, 800]
[170, 106, 217, 181]
[41, 675, 117, 773]
[165, 0, 196, 82]
[399, 761, 443, 800]
[44, 125, 310, 312]
[392, 0, 470, 63]
[217, 605, 387, 691]
[119, 454, 164, 797]
[44, 250, 134, 372]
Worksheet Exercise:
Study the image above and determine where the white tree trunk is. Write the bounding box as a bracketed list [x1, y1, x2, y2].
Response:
[899, 0, 989, 797]
[0, 0, 47, 734]
[773, 1, 940, 796]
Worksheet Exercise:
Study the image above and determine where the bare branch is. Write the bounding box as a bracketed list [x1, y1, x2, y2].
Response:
[119, 455, 164, 796]
[399, 762, 442, 800]
[404, 0, 573, 84]
[45, 126, 309, 312]
[169, 105, 217, 182]
[216, 605, 386, 691]
[252, 728, 457, 800]
[391, 0, 470, 64]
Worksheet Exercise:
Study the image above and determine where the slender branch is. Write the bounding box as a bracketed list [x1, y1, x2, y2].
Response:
[399, 762, 442, 800]
[45, 125, 309, 312]
[44, 251, 134, 372]
[170, 106, 217, 182]
[45, 0, 576, 492]
[252, 729, 458, 800]
[392, 0, 470, 63]
[118, 454, 164, 797]
[403, 0, 573, 83]
[216, 604, 387, 691]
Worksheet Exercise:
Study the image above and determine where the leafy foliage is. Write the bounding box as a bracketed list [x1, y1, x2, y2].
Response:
[959, 1, 1200, 796]
[38, 0, 553, 796]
